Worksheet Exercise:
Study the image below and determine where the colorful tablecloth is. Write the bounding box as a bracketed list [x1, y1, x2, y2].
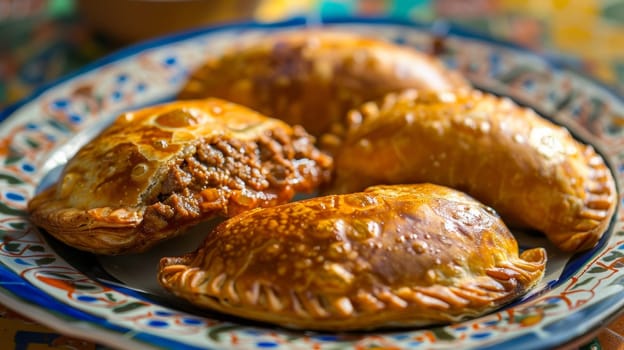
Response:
[0, 0, 622, 349]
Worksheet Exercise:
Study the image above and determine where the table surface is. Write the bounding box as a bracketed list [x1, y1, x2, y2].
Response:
[1, 1, 623, 349]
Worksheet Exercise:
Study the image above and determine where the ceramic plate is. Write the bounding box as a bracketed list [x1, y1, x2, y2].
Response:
[1, 17, 623, 350]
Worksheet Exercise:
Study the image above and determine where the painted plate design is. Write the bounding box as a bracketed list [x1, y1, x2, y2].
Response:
[1, 17, 623, 350]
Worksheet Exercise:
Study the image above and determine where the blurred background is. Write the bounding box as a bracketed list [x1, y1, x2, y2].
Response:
[0, 0, 623, 110]
[0, 0, 622, 349]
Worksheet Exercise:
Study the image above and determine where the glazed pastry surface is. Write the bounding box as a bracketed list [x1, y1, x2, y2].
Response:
[178, 30, 469, 139]
[330, 89, 616, 252]
[159, 183, 546, 330]
[28, 98, 332, 254]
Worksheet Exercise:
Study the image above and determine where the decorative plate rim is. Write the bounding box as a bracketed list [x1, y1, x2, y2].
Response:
[2, 16, 622, 123]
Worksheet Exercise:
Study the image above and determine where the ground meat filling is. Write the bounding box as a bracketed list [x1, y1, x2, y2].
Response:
[140, 127, 330, 234]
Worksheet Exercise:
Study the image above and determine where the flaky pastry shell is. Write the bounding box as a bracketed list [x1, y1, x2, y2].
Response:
[28, 98, 332, 254]
[159, 183, 546, 331]
[178, 29, 469, 138]
[329, 89, 617, 252]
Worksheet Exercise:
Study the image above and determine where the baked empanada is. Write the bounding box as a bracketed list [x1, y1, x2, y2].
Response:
[28, 98, 332, 255]
[178, 30, 469, 139]
[330, 89, 616, 252]
[158, 183, 546, 330]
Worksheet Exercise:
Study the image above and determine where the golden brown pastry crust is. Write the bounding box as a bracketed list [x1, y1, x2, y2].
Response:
[329, 89, 617, 252]
[158, 183, 546, 331]
[178, 30, 469, 139]
[28, 98, 332, 255]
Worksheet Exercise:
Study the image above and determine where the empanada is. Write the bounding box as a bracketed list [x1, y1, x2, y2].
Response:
[28, 98, 332, 255]
[178, 30, 469, 139]
[329, 89, 617, 252]
[158, 183, 546, 331]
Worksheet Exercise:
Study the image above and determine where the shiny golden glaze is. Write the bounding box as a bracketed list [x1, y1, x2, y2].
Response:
[178, 30, 469, 139]
[28, 98, 332, 254]
[329, 90, 616, 252]
[159, 183, 546, 330]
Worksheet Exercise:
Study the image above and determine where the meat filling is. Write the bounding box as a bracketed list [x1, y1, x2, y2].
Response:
[141, 126, 331, 233]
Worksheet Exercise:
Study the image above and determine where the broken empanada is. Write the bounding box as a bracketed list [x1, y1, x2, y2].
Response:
[178, 30, 469, 139]
[158, 183, 546, 331]
[330, 89, 617, 252]
[28, 98, 332, 254]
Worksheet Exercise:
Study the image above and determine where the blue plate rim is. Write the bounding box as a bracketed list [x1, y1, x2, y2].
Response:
[1, 15, 622, 123]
